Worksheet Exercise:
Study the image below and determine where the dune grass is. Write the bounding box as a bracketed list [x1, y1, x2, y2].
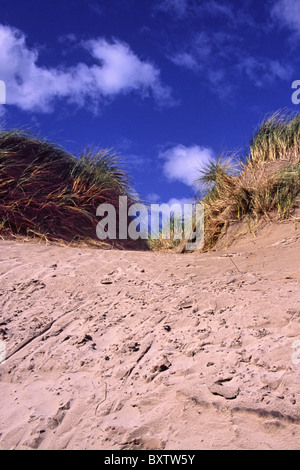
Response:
[194, 110, 300, 251]
[146, 110, 300, 253]
[147, 212, 185, 251]
[1, 110, 299, 252]
[0, 129, 146, 249]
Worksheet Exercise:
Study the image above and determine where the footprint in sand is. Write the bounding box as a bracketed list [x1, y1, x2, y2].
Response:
[101, 267, 123, 284]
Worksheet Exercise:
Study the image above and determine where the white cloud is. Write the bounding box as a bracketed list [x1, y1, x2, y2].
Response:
[268, 59, 293, 80]
[160, 144, 214, 187]
[0, 24, 173, 113]
[147, 193, 161, 203]
[205, 1, 234, 19]
[83, 38, 172, 102]
[272, 0, 300, 35]
[168, 31, 235, 99]
[168, 31, 212, 71]
[154, 0, 189, 17]
[155, 0, 235, 20]
[238, 56, 293, 87]
[124, 153, 150, 170]
[170, 52, 199, 70]
[169, 25, 293, 95]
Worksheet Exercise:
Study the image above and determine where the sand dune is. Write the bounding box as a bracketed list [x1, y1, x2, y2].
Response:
[0, 219, 300, 450]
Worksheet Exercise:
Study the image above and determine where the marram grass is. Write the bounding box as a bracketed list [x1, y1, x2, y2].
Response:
[178, 110, 300, 253]
[0, 129, 147, 249]
[249, 110, 300, 166]
[1, 110, 299, 253]
[140, 110, 300, 253]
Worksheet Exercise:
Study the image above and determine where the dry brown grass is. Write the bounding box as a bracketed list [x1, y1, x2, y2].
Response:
[0, 129, 148, 250]
[185, 110, 300, 252]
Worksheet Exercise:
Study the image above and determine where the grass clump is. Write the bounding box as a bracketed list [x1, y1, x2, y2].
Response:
[249, 110, 300, 166]
[194, 110, 300, 251]
[0, 129, 146, 249]
[147, 212, 185, 251]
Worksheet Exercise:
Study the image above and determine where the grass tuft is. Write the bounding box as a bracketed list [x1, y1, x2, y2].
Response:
[0, 129, 147, 249]
[190, 111, 300, 252]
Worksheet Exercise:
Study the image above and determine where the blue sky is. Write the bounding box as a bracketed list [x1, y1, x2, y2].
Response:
[0, 0, 299, 206]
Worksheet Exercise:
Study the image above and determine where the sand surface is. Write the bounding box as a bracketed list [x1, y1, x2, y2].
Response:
[0, 220, 300, 450]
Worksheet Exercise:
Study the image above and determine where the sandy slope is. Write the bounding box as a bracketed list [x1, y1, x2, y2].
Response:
[0, 219, 300, 450]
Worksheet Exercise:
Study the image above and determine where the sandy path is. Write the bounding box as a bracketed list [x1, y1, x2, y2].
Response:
[0, 221, 300, 450]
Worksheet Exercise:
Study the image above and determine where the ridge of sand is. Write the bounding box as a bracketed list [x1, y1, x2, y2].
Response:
[0, 220, 300, 450]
